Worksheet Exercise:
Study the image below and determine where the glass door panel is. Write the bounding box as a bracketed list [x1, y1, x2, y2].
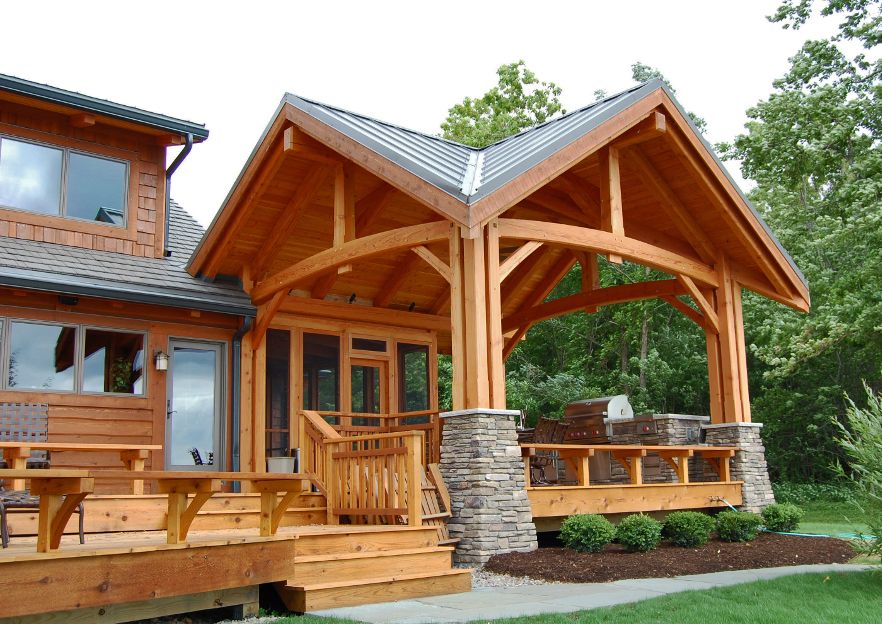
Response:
[166, 340, 223, 470]
[350, 359, 387, 426]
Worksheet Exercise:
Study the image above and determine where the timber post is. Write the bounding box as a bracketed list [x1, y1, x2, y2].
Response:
[442, 222, 537, 565]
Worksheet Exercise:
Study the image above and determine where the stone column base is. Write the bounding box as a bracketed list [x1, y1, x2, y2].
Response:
[439, 408, 538, 566]
[702, 422, 775, 512]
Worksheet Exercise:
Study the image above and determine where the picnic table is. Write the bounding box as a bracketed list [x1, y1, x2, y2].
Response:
[0, 442, 162, 493]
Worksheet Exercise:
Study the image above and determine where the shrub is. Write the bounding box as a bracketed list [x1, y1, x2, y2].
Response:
[762, 503, 805, 532]
[716, 510, 763, 542]
[835, 385, 882, 562]
[663, 511, 716, 547]
[616, 514, 663, 552]
[559, 514, 616, 553]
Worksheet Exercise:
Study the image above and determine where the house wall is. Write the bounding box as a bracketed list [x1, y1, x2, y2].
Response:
[0, 290, 239, 493]
[0, 97, 167, 258]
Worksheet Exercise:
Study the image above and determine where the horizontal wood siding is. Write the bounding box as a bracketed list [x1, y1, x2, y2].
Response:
[0, 97, 167, 258]
[0, 294, 239, 493]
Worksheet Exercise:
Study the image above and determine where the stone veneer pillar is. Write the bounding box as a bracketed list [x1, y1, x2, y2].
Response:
[702, 422, 775, 512]
[439, 408, 538, 566]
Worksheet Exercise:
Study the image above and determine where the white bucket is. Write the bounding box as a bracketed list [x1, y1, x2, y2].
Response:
[266, 456, 297, 473]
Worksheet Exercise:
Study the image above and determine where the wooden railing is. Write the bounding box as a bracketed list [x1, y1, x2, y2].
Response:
[520, 443, 739, 487]
[313, 409, 441, 465]
[298, 410, 424, 526]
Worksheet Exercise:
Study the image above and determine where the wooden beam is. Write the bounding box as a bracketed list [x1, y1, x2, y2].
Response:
[626, 147, 716, 263]
[663, 123, 797, 300]
[279, 294, 450, 332]
[497, 219, 719, 288]
[252, 220, 451, 304]
[677, 275, 719, 334]
[502, 324, 529, 360]
[523, 195, 592, 226]
[355, 184, 397, 235]
[578, 251, 600, 313]
[500, 245, 552, 309]
[611, 111, 666, 149]
[599, 146, 624, 264]
[502, 279, 686, 333]
[449, 228, 465, 410]
[485, 220, 506, 408]
[662, 295, 705, 327]
[334, 163, 356, 274]
[249, 165, 329, 278]
[285, 106, 470, 227]
[554, 173, 600, 216]
[310, 273, 338, 300]
[252, 291, 286, 350]
[411, 246, 452, 283]
[283, 126, 343, 166]
[462, 232, 490, 407]
[69, 113, 96, 128]
[201, 138, 289, 278]
[499, 241, 543, 281]
[374, 253, 423, 308]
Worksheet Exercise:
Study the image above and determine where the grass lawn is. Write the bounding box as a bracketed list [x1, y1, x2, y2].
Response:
[274, 571, 881, 624]
[799, 500, 871, 537]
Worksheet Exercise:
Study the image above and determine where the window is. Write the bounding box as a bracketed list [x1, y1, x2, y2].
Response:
[5, 320, 144, 395]
[265, 329, 290, 457]
[398, 343, 430, 412]
[0, 135, 128, 226]
[82, 329, 144, 394]
[302, 333, 339, 411]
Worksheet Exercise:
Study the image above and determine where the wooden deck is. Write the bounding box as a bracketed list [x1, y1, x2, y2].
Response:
[0, 523, 471, 622]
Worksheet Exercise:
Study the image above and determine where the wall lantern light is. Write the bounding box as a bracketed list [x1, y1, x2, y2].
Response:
[154, 350, 169, 371]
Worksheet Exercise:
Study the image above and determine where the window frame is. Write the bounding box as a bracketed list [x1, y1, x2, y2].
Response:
[0, 133, 130, 228]
[1, 318, 147, 397]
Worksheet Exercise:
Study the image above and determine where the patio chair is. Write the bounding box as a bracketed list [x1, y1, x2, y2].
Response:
[529, 418, 570, 485]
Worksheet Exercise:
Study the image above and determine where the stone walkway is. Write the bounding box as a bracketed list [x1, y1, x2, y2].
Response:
[312, 564, 874, 623]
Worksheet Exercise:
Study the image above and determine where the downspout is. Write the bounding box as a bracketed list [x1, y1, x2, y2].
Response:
[231, 315, 254, 492]
[164, 133, 194, 257]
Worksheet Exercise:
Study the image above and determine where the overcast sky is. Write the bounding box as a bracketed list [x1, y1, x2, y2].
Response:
[2, 1, 834, 228]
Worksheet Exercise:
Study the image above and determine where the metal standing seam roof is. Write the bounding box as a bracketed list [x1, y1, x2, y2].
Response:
[276, 80, 806, 288]
[0, 203, 253, 316]
[0, 73, 209, 140]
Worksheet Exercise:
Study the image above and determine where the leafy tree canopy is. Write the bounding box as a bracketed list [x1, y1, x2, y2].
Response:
[440, 61, 565, 147]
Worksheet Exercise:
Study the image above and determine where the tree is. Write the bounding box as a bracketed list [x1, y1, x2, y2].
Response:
[441, 61, 565, 147]
[720, 0, 882, 480]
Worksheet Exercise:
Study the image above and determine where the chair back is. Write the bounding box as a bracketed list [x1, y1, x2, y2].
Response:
[0, 403, 49, 443]
[0, 403, 50, 467]
[532, 417, 559, 444]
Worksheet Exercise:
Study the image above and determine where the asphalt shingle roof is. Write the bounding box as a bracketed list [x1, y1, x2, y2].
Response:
[0, 202, 252, 315]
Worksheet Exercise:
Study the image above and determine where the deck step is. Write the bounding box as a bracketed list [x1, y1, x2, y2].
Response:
[294, 546, 455, 585]
[294, 525, 439, 556]
[276, 568, 472, 612]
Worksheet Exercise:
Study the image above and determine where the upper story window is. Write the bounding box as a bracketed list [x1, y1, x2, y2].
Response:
[0, 135, 128, 226]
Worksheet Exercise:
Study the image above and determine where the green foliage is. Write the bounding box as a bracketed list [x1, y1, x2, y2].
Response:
[715, 510, 764, 542]
[615, 513, 663, 552]
[762, 503, 806, 532]
[772, 481, 857, 504]
[717, 1, 882, 481]
[663, 511, 716, 547]
[834, 384, 882, 560]
[559, 513, 616, 553]
[441, 61, 564, 148]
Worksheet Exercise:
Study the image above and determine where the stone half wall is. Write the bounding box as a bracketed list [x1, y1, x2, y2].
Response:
[702, 422, 776, 512]
[439, 408, 538, 566]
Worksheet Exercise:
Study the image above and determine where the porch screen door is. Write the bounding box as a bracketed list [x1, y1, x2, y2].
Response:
[166, 340, 224, 470]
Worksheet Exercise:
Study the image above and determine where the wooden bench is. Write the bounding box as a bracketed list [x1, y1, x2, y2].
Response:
[0, 469, 93, 553]
[95, 471, 315, 544]
[0, 442, 162, 493]
[519, 444, 738, 486]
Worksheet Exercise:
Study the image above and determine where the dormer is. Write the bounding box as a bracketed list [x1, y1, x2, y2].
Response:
[0, 74, 207, 258]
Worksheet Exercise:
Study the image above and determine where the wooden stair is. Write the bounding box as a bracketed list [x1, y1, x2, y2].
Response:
[273, 525, 471, 612]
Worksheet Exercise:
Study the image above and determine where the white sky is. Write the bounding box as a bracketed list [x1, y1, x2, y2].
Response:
[1, 1, 835, 228]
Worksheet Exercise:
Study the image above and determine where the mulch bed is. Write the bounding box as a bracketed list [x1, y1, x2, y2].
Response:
[484, 533, 856, 583]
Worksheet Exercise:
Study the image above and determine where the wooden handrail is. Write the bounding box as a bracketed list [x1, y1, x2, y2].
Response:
[327, 430, 425, 444]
